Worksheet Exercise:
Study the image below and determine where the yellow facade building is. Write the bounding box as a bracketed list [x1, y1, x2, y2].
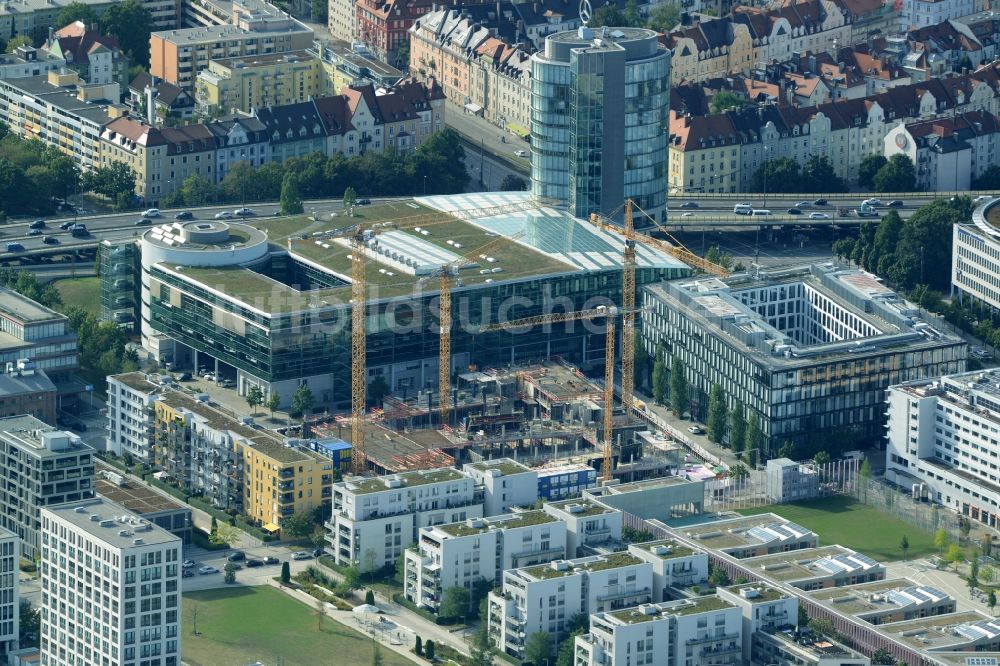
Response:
[196, 50, 326, 115]
[239, 440, 333, 535]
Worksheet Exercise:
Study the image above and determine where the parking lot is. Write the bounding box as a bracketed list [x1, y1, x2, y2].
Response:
[180, 543, 319, 593]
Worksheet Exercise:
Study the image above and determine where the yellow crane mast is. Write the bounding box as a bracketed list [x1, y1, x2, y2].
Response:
[620, 200, 636, 415]
[479, 306, 619, 481]
[350, 231, 368, 474]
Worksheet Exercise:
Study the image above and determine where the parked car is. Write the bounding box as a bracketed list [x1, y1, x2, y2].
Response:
[218, 378, 234, 388]
[888, 200, 904, 208]
[30, 219, 45, 229]
[313, 548, 325, 557]
[246, 559, 264, 568]
[214, 211, 233, 220]
[971, 347, 993, 360]
[142, 208, 161, 218]
[227, 551, 246, 562]
[182, 570, 194, 578]
[233, 207, 254, 217]
[809, 212, 831, 219]
[263, 556, 280, 565]
[182, 559, 196, 568]
[174, 211, 194, 220]
[680, 202, 699, 209]
[291, 551, 313, 561]
[687, 425, 705, 435]
[178, 372, 192, 381]
[787, 208, 802, 215]
[198, 565, 219, 575]
[514, 149, 528, 157]
[42, 236, 59, 245]
[813, 198, 828, 206]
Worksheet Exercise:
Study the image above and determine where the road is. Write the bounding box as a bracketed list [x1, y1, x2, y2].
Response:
[443, 102, 530, 191]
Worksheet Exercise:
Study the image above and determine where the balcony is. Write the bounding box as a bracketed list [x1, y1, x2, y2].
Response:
[687, 632, 739, 646]
[700, 644, 741, 658]
[596, 587, 651, 603]
[279, 481, 294, 491]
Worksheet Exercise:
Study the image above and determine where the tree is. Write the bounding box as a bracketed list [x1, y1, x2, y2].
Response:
[961, 516, 972, 542]
[280, 172, 304, 214]
[746, 412, 763, 461]
[415, 636, 423, 656]
[469, 624, 497, 666]
[311, 0, 328, 22]
[245, 385, 263, 415]
[411, 128, 468, 193]
[807, 618, 836, 639]
[981, 565, 995, 584]
[440, 586, 471, 619]
[624, 0, 641, 25]
[280, 561, 290, 584]
[18, 599, 39, 647]
[729, 404, 747, 453]
[750, 157, 802, 193]
[342, 565, 363, 591]
[178, 173, 216, 206]
[972, 164, 1000, 190]
[589, 4, 626, 26]
[343, 186, 358, 211]
[210, 516, 218, 533]
[900, 535, 910, 561]
[946, 543, 964, 568]
[99, 0, 153, 66]
[365, 589, 375, 605]
[730, 463, 749, 481]
[267, 391, 280, 420]
[208, 524, 240, 546]
[872, 154, 917, 193]
[708, 565, 730, 587]
[871, 209, 904, 275]
[652, 353, 667, 405]
[707, 384, 727, 444]
[858, 154, 887, 189]
[646, 0, 681, 31]
[56, 2, 97, 29]
[84, 162, 136, 202]
[970, 557, 980, 590]
[710, 91, 745, 113]
[669, 356, 688, 417]
[934, 528, 950, 552]
[634, 341, 649, 390]
[372, 641, 384, 666]
[500, 174, 527, 191]
[813, 451, 831, 466]
[281, 511, 314, 538]
[424, 640, 435, 661]
[48, 155, 80, 202]
[801, 154, 847, 193]
[872, 648, 895, 665]
[4, 36, 32, 53]
[989, 590, 997, 616]
[224, 562, 237, 584]
[292, 382, 315, 419]
[525, 632, 552, 665]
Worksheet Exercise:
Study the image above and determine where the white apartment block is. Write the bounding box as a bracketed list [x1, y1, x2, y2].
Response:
[903, 0, 976, 29]
[886, 368, 1000, 529]
[543, 499, 623, 557]
[627, 540, 709, 601]
[0, 529, 18, 655]
[0, 416, 95, 559]
[717, 583, 799, 660]
[954, 199, 1000, 313]
[404, 510, 566, 613]
[487, 553, 654, 659]
[574, 597, 742, 666]
[40, 498, 182, 666]
[106, 373, 163, 461]
[463, 458, 537, 516]
[328, 468, 482, 572]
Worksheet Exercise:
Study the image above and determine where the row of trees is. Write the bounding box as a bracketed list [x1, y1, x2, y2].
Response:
[831, 197, 973, 293]
[748, 155, 848, 194]
[857, 154, 919, 193]
[587, 0, 684, 34]
[162, 129, 470, 208]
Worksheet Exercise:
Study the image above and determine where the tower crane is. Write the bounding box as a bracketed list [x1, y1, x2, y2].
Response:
[479, 306, 618, 482]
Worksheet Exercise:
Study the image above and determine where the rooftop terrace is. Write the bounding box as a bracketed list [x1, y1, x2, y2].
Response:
[466, 459, 531, 477]
[630, 539, 697, 560]
[680, 513, 815, 549]
[740, 546, 879, 582]
[344, 468, 465, 494]
[806, 578, 951, 616]
[546, 499, 615, 517]
[720, 583, 789, 603]
[437, 510, 557, 537]
[522, 552, 643, 580]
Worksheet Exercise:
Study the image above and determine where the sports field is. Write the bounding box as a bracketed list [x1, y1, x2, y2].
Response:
[738, 495, 936, 561]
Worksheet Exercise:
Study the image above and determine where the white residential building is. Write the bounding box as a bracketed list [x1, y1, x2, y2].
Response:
[902, 0, 976, 29]
[0, 416, 95, 559]
[0, 529, 18, 655]
[885, 368, 1000, 529]
[328, 468, 482, 572]
[574, 597, 743, 666]
[953, 199, 1000, 313]
[106, 373, 163, 461]
[543, 499, 623, 557]
[487, 552, 654, 659]
[403, 510, 566, 613]
[717, 583, 799, 660]
[40, 497, 182, 666]
[463, 458, 538, 516]
[627, 540, 709, 601]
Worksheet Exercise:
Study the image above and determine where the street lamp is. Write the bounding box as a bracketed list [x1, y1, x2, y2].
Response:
[240, 151, 247, 211]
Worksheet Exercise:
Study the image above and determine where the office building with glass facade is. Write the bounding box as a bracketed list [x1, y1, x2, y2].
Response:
[640, 264, 967, 453]
[530, 27, 669, 222]
[126, 192, 690, 411]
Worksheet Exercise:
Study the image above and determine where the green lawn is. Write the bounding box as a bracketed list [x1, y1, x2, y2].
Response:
[737, 495, 936, 562]
[52, 277, 102, 316]
[183, 586, 417, 666]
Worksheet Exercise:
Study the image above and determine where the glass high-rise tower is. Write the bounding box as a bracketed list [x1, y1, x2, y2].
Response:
[530, 27, 670, 222]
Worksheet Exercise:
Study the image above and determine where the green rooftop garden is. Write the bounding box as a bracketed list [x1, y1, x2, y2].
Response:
[438, 510, 557, 537]
[721, 584, 788, 603]
[635, 540, 696, 559]
[347, 468, 465, 494]
[671, 596, 735, 616]
[468, 460, 530, 476]
[547, 500, 613, 517]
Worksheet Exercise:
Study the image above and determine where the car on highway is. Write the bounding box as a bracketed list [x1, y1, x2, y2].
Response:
[27, 228, 43, 236]
[787, 208, 802, 215]
[182, 570, 194, 578]
[59, 221, 75, 230]
[687, 425, 705, 435]
[809, 212, 831, 219]
[682, 212, 694, 217]
[5, 243, 24, 252]
[263, 556, 280, 565]
[175, 211, 194, 220]
[198, 565, 219, 575]
[291, 551, 313, 561]
[357, 198, 371, 205]
[795, 201, 812, 208]
[30, 219, 45, 229]
[971, 347, 993, 360]
[182, 559, 197, 568]
[42, 236, 59, 245]
[214, 211, 233, 220]
[227, 551, 246, 562]
[514, 149, 528, 157]
[234, 207, 254, 217]
[862, 198, 882, 206]
[888, 200, 904, 208]
[134, 219, 151, 226]
[679, 202, 699, 209]
[813, 199, 828, 206]
[246, 558, 264, 568]
[142, 208, 161, 218]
